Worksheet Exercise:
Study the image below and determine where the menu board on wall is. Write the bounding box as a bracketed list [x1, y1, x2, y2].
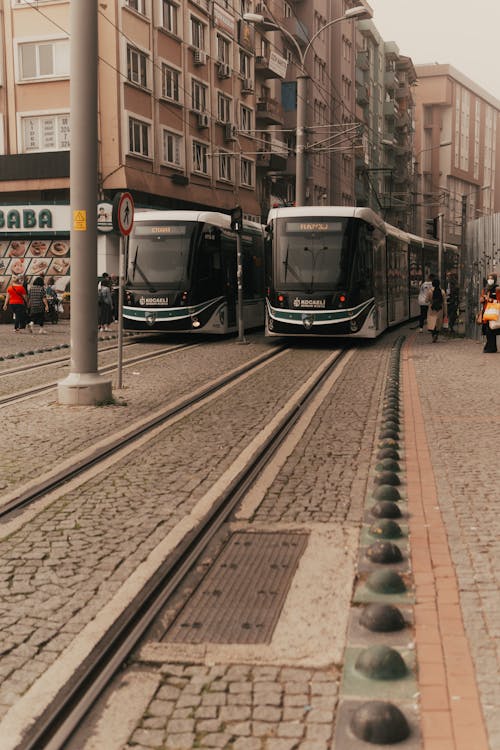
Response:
[0, 239, 70, 295]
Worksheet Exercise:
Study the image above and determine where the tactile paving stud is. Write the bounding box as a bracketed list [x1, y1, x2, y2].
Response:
[359, 603, 406, 632]
[350, 701, 410, 744]
[372, 485, 401, 502]
[355, 645, 408, 680]
[366, 569, 407, 594]
[366, 541, 403, 564]
[376, 448, 400, 461]
[369, 519, 403, 539]
[373, 471, 401, 486]
[370, 501, 402, 519]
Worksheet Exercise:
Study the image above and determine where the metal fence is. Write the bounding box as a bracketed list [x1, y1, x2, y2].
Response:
[463, 213, 500, 340]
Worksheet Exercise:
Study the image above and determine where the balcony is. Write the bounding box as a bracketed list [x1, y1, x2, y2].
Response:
[384, 70, 399, 90]
[383, 100, 398, 118]
[257, 137, 288, 172]
[356, 83, 369, 106]
[356, 50, 369, 71]
[255, 55, 282, 80]
[395, 83, 410, 100]
[281, 16, 309, 47]
[256, 97, 284, 125]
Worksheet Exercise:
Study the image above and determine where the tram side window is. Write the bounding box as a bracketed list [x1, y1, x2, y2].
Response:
[196, 227, 225, 296]
[350, 224, 374, 303]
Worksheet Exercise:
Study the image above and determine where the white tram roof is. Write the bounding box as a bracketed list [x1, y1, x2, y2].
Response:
[266, 205, 386, 233]
[133, 209, 262, 231]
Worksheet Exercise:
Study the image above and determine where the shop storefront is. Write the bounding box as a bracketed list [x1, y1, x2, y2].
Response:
[0, 204, 71, 296]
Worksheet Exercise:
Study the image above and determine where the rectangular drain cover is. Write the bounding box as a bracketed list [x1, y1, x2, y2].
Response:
[164, 532, 308, 644]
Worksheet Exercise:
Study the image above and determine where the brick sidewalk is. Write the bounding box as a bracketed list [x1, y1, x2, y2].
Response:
[403, 328, 499, 750]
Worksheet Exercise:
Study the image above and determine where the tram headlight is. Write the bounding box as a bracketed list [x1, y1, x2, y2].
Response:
[192, 316, 201, 328]
[302, 314, 314, 330]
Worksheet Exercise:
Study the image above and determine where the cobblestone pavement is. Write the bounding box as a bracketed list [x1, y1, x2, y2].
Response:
[0, 339, 336, 719]
[1, 322, 498, 749]
[125, 664, 339, 750]
[407, 331, 500, 748]
[0, 323, 281, 494]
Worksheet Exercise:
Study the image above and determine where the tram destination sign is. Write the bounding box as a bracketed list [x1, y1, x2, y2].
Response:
[286, 221, 342, 232]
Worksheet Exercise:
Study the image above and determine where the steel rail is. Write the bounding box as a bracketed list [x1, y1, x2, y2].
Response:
[0, 341, 199, 408]
[0, 345, 287, 521]
[19, 348, 347, 750]
[0, 331, 161, 378]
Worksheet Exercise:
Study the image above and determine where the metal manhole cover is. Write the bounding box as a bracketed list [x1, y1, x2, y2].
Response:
[164, 532, 308, 644]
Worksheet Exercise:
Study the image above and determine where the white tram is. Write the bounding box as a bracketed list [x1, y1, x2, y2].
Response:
[264, 206, 459, 338]
[123, 210, 265, 333]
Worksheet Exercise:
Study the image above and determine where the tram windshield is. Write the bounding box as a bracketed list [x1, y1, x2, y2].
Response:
[274, 217, 352, 291]
[127, 221, 195, 289]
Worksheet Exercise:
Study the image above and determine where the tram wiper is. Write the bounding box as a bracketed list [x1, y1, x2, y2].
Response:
[283, 245, 301, 282]
[131, 247, 156, 292]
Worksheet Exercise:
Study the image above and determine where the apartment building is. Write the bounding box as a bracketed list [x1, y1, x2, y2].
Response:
[353, 19, 416, 229]
[413, 64, 500, 245]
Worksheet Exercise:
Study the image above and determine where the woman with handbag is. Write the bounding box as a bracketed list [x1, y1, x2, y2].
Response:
[426, 278, 447, 343]
[480, 272, 500, 353]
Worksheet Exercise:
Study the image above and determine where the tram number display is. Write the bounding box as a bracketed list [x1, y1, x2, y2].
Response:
[286, 222, 342, 232]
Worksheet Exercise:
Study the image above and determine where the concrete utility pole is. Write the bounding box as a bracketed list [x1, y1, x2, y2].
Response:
[58, 0, 112, 405]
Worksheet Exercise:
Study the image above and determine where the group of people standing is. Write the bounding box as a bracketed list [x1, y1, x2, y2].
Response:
[417, 274, 451, 343]
[417, 271, 500, 352]
[2, 275, 58, 333]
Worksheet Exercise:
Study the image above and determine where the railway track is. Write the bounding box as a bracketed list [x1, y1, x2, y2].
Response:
[7, 346, 352, 750]
[0, 339, 199, 408]
[0, 344, 286, 520]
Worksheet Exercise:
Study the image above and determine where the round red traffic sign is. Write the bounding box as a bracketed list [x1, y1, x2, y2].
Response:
[112, 192, 134, 236]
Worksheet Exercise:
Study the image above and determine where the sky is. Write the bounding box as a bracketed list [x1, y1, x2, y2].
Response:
[368, 0, 500, 102]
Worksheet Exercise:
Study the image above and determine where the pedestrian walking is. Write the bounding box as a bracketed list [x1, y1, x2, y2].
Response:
[426, 277, 447, 343]
[417, 273, 434, 331]
[98, 274, 113, 331]
[2, 276, 28, 331]
[27, 276, 49, 334]
[479, 272, 500, 353]
[45, 276, 59, 324]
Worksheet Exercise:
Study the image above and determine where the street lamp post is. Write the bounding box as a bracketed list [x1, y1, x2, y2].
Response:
[244, 4, 372, 206]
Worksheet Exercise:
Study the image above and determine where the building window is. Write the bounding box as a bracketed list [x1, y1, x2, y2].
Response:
[163, 129, 183, 167]
[217, 93, 231, 123]
[18, 39, 69, 81]
[218, 153, 233, 181]
[217, 34, 231, 64]
[239, 50, 251, 78]
[240, 158, 254, 187]
[192, 140, 209, 174]
[21, 113, 70, 152]
[125, 0, 147, 13]
[129, 116, 150, 156]
[162, 64, 180, 102]
[162, 0, 178, 34]
[191, 79, 207, 112]
[127, 45, 148, 87]
[239, 105, 252, 132]
[191, 17, 206, 50]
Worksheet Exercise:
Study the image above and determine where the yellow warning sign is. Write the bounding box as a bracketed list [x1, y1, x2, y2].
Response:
[73, 210, 87, 231]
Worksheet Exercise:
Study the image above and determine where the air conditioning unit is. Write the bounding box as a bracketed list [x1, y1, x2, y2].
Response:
[193, 49, 207, 66]
[217, 62, 231, 79]
[197, 113, 210, 128]
[224, 123, 237, 142]
[241, 78, 254, 93]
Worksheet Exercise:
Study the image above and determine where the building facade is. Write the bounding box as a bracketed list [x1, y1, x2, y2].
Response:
[413, 64, 500, 246]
